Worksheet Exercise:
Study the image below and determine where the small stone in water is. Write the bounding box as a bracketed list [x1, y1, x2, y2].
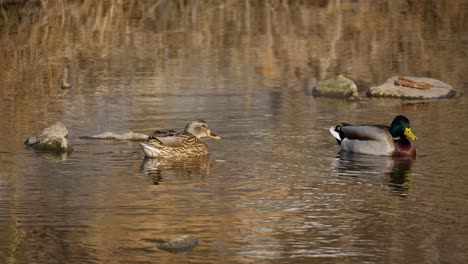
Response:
[156, 234, 199, 253]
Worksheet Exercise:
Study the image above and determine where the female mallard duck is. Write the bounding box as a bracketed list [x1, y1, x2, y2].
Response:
[140, 120, 221, 158]
[329, 115, 417, 156]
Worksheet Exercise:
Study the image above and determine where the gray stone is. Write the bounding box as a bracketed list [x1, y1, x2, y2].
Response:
[41, 122, 69, 138]
[367, 76, 459, 99]
[156, 234, 199, 253]
[24, 122, 72, 152]
[312, 75, 358, 100]
[80, 131, 149, 141]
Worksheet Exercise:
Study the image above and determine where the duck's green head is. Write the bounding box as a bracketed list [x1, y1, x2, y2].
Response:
[390, 115, 417, 141]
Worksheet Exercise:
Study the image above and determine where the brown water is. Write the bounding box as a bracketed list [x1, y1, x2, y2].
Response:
[1, 1, 467, 263]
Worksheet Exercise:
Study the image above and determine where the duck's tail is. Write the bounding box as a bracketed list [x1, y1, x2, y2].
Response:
[140, 142, 162, 158]
[329, 126, 341, 141]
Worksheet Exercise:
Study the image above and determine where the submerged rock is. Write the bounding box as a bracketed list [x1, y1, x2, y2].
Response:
[24, 122, 73, 152]
[80, 131, 149, 141]
[312, 75, 358, 100]
[156, 234, 199, 253]
[367, 76, 459, 99]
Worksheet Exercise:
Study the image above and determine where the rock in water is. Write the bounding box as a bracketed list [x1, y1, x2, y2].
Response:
[312, 75, 359, 100]
[24, 122, 73, 152]
[79, 131, 149, 141]
[367, 76, 459, 99]
[156, 234, 199, 253]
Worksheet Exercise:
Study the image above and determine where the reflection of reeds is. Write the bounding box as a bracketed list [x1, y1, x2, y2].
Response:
[0, 0, 465, 97]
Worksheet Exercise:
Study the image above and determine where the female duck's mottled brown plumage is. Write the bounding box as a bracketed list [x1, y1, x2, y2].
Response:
[140, 120, 221, 158]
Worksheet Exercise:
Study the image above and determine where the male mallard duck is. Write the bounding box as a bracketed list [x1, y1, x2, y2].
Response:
[329, 115, 417, 156]
[140, 120, 221, 158]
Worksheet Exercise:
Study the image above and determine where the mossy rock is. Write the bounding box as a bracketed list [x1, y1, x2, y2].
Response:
[312, 75, 358, 100]
[25, 122, 73, 153]
[33, 137, 72, 153]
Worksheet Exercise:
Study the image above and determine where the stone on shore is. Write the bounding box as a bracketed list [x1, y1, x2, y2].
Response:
[312, 75, 358, 100]
[24, 122, 73, 152]
[367, 76, 458, 99]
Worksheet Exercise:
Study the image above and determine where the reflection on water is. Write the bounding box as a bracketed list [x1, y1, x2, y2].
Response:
[333, 152, 415, 196]
[1, 0, 467, 263]
[140, 156, 212, 185]
[388, 158, 414, 195]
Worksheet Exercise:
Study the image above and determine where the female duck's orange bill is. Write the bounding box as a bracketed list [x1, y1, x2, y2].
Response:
[207, 130, 221, 140]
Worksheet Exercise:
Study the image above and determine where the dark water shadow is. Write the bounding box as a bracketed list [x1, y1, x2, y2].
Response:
[1, 224, 97, 263]
[25, 148, 70, 162]
[139, 156, 212, 185]
[333, 152, 415, 197]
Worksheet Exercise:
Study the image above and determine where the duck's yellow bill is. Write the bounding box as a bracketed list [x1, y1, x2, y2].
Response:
[208, 130, 221, 140]
[404, 127, 417, 140]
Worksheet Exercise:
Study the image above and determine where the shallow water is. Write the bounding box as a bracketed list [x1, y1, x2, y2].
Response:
[1, 1, 467, 263]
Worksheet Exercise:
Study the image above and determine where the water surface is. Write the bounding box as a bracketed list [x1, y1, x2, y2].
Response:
[1, 1, 467, 263]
